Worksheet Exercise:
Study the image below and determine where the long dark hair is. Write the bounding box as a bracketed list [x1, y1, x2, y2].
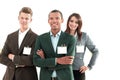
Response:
[65, 13, 82, 40]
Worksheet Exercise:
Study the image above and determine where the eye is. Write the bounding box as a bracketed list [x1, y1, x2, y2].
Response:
[70, 20, 74, 22]
[20, 17, 24, 19]
[49, 17, 53, 20]
[25, 18, 29, 20]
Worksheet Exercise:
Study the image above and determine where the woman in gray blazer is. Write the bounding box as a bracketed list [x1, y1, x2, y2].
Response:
[65, 13, 99, 80]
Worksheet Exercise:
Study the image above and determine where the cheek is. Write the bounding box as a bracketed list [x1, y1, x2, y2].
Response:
[74, 24, 78, 28]
[27, 20, 31, 23]
[69, 22, 72, 27]
[69, 24, 72, 29]
[19, 20, 23, 23]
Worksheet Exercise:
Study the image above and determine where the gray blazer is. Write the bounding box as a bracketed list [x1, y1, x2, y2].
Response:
[0, 29, 38, 80]
[73, 32, 99, 70]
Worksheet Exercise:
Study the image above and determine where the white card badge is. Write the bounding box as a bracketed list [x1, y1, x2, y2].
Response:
[57, 46, 67, 54]
[23, 47, 31, 55]
[76, 45, 84, 53]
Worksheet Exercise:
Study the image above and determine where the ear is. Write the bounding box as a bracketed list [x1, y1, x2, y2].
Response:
[30, 18, 32, 22]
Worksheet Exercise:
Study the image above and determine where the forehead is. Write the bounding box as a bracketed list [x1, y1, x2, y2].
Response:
[71, 16, 77, 19]
[70, 16, 78, 21]
[19, 12, 31, 17]
[49, 12, 61, 18]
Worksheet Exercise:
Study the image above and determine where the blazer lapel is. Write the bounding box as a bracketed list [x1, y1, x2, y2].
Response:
[18, 29, 32, 54]
[47, 32, 55, 53]
[57, 31, 65, 46]
[14, 30, 19, 53]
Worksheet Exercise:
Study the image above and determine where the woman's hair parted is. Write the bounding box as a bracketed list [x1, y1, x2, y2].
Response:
[65, 13, 82, 40]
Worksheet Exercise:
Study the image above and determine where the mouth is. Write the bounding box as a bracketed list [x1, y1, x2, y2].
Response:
[51, 23, 58, 27]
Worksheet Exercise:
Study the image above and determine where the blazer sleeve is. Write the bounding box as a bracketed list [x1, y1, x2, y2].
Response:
[0, 35, 15, 69]
[13, 42, 35, 66]
[55, 36, 76, 70]
[33, 36, 57, 67]
[85, 34, 99, 70]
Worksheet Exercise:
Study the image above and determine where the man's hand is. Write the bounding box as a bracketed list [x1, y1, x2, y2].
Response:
[8, 53, 26, 67]
[37, 49, 45, 59]
[8, 53, 15, 61]
[57, 56, 74, 65]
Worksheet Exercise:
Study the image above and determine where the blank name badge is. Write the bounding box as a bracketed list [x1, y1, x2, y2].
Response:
[76, 45, 84, 53]
[23, 47, 31, 55]
[57, 46, 67, 54]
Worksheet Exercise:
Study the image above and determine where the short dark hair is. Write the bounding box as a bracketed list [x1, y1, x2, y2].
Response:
[19, 7, 33, 16]
[48, 9, 63, 19]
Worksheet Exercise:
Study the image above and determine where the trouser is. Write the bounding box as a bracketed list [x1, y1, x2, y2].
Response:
[73, 70, 85, 80]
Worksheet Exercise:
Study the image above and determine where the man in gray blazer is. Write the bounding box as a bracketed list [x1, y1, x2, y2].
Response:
[0, 7, 38, 80]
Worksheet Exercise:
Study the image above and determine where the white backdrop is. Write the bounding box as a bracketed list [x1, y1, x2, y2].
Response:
[0, 0, 120, 80]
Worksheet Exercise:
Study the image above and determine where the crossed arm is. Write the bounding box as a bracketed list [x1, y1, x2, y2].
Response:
[36, 49, 74, 65]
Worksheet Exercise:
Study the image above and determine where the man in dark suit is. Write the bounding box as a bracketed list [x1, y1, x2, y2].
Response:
[33, 10, 76, 80]
[0, 7, 38, 80]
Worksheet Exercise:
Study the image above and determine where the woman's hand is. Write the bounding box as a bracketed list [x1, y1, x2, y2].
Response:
[79, 66, 89, 73]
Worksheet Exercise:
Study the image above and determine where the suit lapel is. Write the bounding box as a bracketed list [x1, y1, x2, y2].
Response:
[47, 32, 55, 53]
[18, 29, 32, 54]
[14, 30, 19, 53]
[57, 31, 65, 46]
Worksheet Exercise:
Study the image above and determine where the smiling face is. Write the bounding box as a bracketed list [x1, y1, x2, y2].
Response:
[48, 12, 63, 35]
[68, 16, 78, 32]
[65, 13, 82, 39]
[18, 12, 32, 32]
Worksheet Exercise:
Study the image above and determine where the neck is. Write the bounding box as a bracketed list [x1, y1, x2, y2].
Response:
[51, 29, 60, 36]
[70, 31, 75, 36]
[20, 27, 28, 32]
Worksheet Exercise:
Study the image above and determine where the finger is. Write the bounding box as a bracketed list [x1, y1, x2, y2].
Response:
[67, 56, 72, 58]
[37, 49, 40, 52]
[82, 69, 86, 73]
[80, 68, 83, 72]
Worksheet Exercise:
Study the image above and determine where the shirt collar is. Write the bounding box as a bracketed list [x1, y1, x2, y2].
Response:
[19, 28, 30, 34]
[50, 30, 61, 37]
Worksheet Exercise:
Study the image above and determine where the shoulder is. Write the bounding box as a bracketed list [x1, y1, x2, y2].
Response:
[81, 32, 90, 38]
[63, 32, 75, 40]
[29, 29, 38, 38]
[39, 32, 49, 37]
[81, 32, 92, 42]
[64, 32, 73, 37]
[81, 32, 87, 36]
[37, 32, 49, 39]
[7, 30, 19, 38]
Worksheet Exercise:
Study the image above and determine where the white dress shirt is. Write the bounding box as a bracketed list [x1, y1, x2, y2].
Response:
[18, 28, 30, 48]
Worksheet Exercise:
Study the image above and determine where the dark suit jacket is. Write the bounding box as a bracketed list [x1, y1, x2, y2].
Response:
[33, 31, 75, 80]
[0, 29, 38, 80]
